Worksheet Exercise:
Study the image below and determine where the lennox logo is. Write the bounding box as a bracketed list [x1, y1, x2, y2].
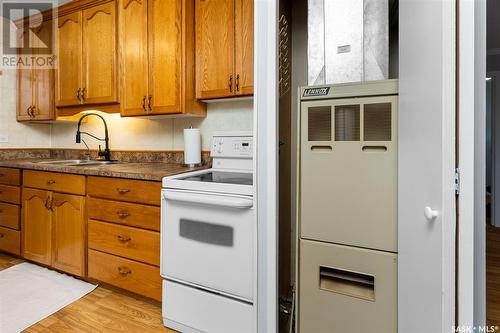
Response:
[303, 87, 330, 97]
[0, 0, 57, 69]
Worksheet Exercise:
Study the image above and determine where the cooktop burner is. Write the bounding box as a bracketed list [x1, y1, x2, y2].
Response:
[181, 171, 253, 186]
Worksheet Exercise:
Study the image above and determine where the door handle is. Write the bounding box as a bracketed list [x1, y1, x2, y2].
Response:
[77, 88, 82, 102]
[141, 96, 146, 111]
[229, 74, 233, 92]
[81, 87, 86, 102]
[235, 74, 240, 92]
[163, 190, 253, 209]
[424, 206, 439, 221]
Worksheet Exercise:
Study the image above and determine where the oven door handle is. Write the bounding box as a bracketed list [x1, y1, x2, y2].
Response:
[163, 191, 253, 209]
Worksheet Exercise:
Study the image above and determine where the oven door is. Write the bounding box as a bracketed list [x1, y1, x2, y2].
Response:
[161, 189, 255, 301]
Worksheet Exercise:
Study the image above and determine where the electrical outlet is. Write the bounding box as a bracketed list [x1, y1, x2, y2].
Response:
[0, 134, 9, 143]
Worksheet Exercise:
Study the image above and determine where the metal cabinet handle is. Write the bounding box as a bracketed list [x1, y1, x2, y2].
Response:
[0, 233, 4, 239]
[141, 96, 146, 111]
[47, 179, 56, 185]
[235, 74, 240, 92]
[81, 87, 86, 101]
[147, 95, 152, 112]
[117, 188, 131, 194]
[117, 266, 132, 276]
[77, 88, 82, 102]
[117, 211, 130, 218]
[117, 235, 131, 242]
[229, 74, 233, 92]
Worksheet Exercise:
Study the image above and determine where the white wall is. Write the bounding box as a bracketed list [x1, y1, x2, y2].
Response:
[0, 69, 52, 148]
[0, 63, 252, 151]
[51, 100, 253, 151]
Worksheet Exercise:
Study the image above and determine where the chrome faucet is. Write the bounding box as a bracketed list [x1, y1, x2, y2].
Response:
[75, 113, 111, 161]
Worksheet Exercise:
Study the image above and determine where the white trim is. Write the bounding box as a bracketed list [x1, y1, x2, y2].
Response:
[254, 0, 278, 332]
[458, 0, 476, 326]
[457, 0, 487, 326]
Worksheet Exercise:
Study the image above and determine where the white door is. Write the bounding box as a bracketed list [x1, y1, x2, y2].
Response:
[398, 0, 456, 332]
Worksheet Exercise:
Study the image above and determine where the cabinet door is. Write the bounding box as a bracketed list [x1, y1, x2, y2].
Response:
[52, 193, 85, 277]
[16, 27, 34, 121]
[32, 20, 55, 120]
[147, 0, 181, 114]
[56, 12, 82, 107]
[195, 0, 235, 99]
[22, 188, 52, 265]
[82, 2, 118, 105]
[17, 69, 34, 121]
[235, 0, 253, 96]
[119, 0, 149, 116]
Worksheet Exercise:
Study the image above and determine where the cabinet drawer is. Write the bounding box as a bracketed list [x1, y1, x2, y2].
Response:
[0, 167, 21, 186]
[0, 203, 20, 229]
[88, 198, 160, 231]
[0, 184, 21, 204]
[88, 177, 161, 206]
[24, 170, 86, 195]
[0, 226, 21, 255]
[88, 249, 162, 301]
[88, 220, 160, 266]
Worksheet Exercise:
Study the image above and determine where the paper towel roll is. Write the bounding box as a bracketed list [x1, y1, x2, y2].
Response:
[184, 128, 201, 166]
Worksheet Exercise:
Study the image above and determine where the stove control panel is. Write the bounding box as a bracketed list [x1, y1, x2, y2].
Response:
[211, 134, 253, 158]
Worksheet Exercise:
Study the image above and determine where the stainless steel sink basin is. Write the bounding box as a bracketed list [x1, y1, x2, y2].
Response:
[37, 160, 119, 167]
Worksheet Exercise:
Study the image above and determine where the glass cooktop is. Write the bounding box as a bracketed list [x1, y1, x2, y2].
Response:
[181, 171, 253, 186]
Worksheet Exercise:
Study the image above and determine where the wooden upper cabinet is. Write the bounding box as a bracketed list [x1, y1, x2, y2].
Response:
[22, 188, 52, 265]
[120, 0, 204, 117]
[119, 0, 149, 116]
[195, 0, 253, 100]
[148, 0, 181, 114]
[56, 1, 118, 108]
[235, 0, 254, 96]
[82, 2, 118, 104]
[17, 21, 55, 122]
[195, 0, 235, 100]
[56, 12, 83, 107]
[51, 193, 86, 277]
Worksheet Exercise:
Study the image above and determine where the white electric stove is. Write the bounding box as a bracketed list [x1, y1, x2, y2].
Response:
[161, 132, 256, 333]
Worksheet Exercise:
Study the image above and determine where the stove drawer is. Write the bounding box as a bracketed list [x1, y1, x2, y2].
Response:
[88, 220, 160, 266]
[88, 249, 161, 301]
[163, 279, 254, 333]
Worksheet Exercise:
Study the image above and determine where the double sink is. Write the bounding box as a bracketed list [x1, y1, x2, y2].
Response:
[37, 160, 120, 167]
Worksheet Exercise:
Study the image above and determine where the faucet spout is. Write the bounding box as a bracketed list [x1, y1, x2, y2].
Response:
[76, 113, 111, 161]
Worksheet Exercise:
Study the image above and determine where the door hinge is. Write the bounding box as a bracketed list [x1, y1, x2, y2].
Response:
[455, 168, 461, 195]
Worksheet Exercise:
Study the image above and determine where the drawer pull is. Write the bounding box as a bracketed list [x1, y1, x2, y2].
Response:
[117, 235, 131, 243]
[0, 233, 4, 239]
[47, 180, 56, 185]
[0, 173, 4, 177]
[117, 266, 132, 276]
[117, 211, 130, 218]
[117, 188, 131, 194]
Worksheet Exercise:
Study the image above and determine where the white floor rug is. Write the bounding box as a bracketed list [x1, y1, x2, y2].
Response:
[0, 262, 97, 333]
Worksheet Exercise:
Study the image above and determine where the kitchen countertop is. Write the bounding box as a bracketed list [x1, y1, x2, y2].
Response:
[0, 159, 208, 181]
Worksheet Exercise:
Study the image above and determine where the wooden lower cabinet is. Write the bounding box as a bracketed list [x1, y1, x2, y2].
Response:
[22, 187, 85, 276]
[0, 226, 21, 255]
[52, 193, 86, 276]
[88, 249, 162, 301]
[22, 188, 52, 265]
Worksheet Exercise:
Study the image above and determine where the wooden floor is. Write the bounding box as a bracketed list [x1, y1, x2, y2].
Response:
[488, 225, 500, 326]
[0, 253, 175, 333]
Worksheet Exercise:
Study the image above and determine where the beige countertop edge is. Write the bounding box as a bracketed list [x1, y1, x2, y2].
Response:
[0, 159, 208, 182]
